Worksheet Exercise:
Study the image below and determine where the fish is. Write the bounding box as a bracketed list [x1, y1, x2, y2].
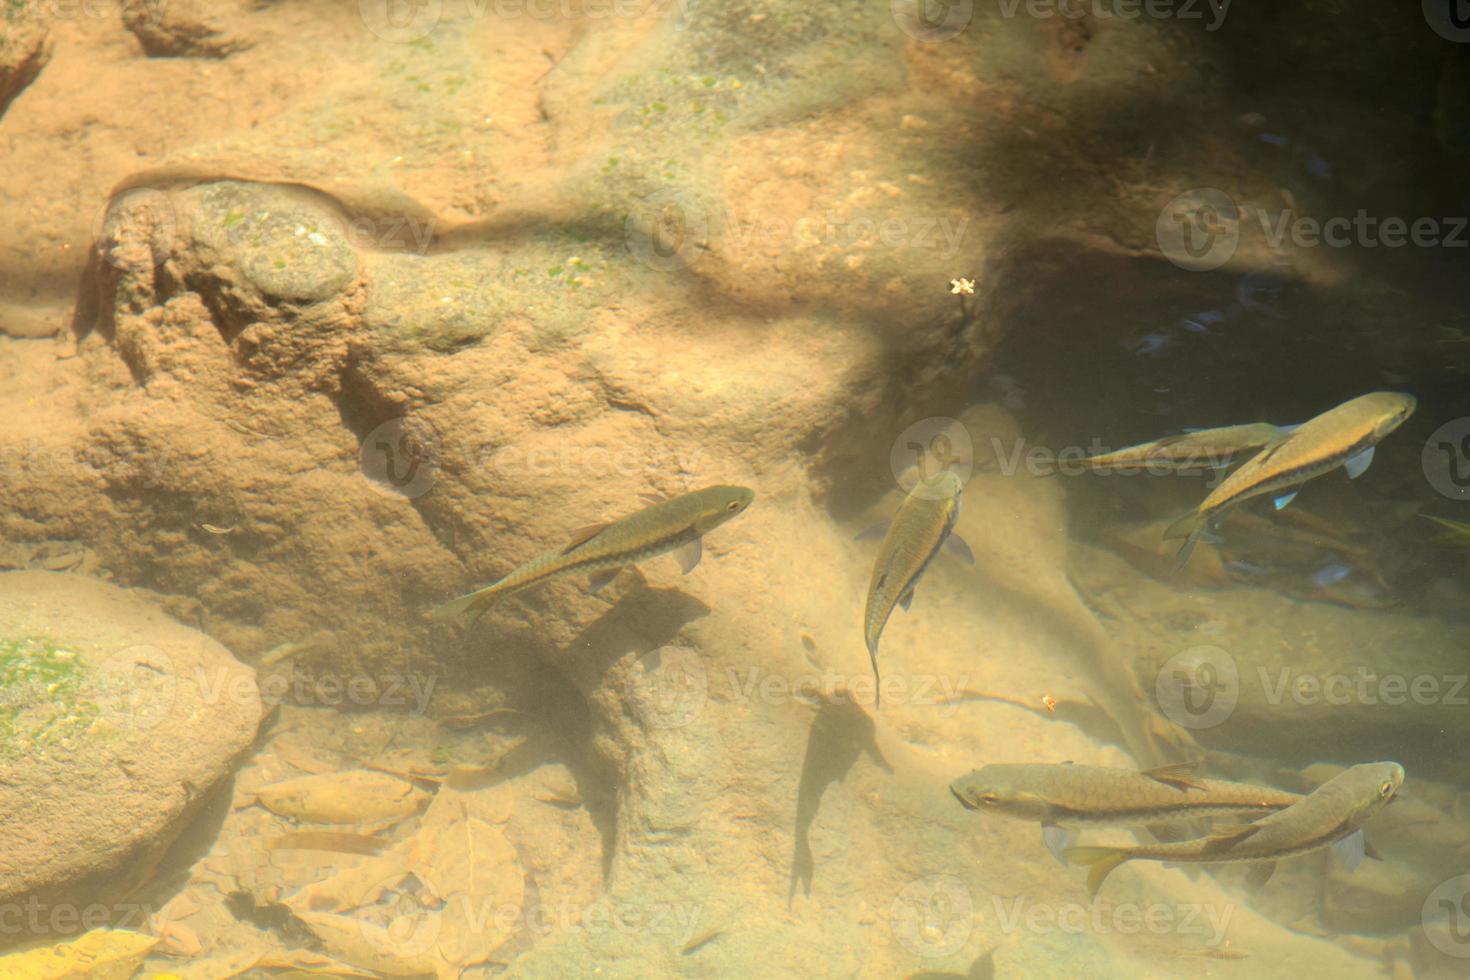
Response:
[950, 762, 1303, 863]
[426, 485, 755, 622]
[1165, 392, 1417, 569]
[859, 469, 971, 706]
[1080, 422, 1285, 472]
[1420, 513, 1470, 547]
[1065, 761, 1404, 898]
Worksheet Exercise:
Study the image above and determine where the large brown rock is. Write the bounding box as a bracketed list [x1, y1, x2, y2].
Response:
[0, 571, 260, 925]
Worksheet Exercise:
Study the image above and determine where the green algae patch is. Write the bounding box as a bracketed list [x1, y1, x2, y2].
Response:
[0, 636, 96, 756]
[363, 235, 625, 353]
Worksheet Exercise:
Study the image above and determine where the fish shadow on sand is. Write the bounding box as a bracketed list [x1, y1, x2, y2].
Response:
[562, 583, 712, 879]
[789, 693, 892, 904]
[451, 581, 711, 881]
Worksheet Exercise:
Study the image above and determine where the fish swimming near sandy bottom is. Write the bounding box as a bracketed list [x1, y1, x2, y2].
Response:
[1065, 761, 1404, 898]
[949, 762, 1303, 863]
[426, 485, 755, 623]
[1079, 422, 1286, 472]
[1164, 392, 1417, 569]
[859, 469, 972, 706]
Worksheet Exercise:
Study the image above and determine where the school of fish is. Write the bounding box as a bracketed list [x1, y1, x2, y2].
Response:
[430, 389, 1420, 910]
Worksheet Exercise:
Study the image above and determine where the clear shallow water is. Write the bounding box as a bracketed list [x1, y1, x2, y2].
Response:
[1, 2, 1469, 978]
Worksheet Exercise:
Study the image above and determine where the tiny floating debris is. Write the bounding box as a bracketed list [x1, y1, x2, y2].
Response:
[199, 523, 237, 535]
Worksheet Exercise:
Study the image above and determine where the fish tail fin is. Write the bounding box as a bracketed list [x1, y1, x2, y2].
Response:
[1163, 511, 1207, 575]
[1064, 845, 1132, 900]
[866, 638, 882, 711]
[425, 582, 505, 623]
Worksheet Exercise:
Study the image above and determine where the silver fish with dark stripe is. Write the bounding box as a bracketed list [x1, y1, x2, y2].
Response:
[861, 469, 970, 705]
[951, 761, 1302, 863]
[427, 485, 754, 622]
[1166, 392, 1415, 568]
[1066, 761, 1403, 898]
[1080, 422, 1285, 472]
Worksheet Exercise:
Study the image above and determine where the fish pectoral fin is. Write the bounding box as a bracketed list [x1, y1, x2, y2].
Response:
[943, 532, 976, 566]
[853, 521, 890, 542]
[1243, 860, 1278, 889]
[1041, 823, 1075, 866]
[1342, 445, 1376, 479]
[673, 537, 703, 574]
[1362, 836, 1384, 861]
[638, 492, 667, 505]
[1163, 511, 1203, 542]
[1272, 489, 1300, 511]
[897, 588, 915, 612]
[562, 523, 611, 554]
[1141, 761, 1207, 792]
[587, 568, 621, 593]
[1333, 829, 1367, 872]
[1201, 823, 1261, 854]
[1063, 846, 1130, 900]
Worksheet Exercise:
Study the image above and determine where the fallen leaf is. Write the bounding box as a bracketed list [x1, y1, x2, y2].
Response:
[255, 770, 429, 824]
[0, 928, 158, 979]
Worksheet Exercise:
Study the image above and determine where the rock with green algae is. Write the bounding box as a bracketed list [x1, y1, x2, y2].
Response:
[0, 571, 260, 926]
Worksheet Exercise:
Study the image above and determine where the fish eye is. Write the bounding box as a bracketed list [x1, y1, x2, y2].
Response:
[727, 500, 741, 511]
[980, 792, 999, 805]
[1379, 780, 1394, 798]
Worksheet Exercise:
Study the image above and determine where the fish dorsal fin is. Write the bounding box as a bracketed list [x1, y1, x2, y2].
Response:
[1141, 762, 1206, 792]
[587, 568, 620, 593]
[1202, 822, 1260, 854]
[1249, 428, 1297, 468]
[562, 523, 610, 554]
[1243, 860, 1278, 889]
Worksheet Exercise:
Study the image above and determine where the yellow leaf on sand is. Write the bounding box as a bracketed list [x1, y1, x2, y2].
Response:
[284, 789, 525, 977]
[255, 770, 429, 824]
[0, 928, 158, 980]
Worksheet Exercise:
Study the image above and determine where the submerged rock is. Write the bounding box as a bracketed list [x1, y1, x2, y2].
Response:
[0, 571, 260, 928]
